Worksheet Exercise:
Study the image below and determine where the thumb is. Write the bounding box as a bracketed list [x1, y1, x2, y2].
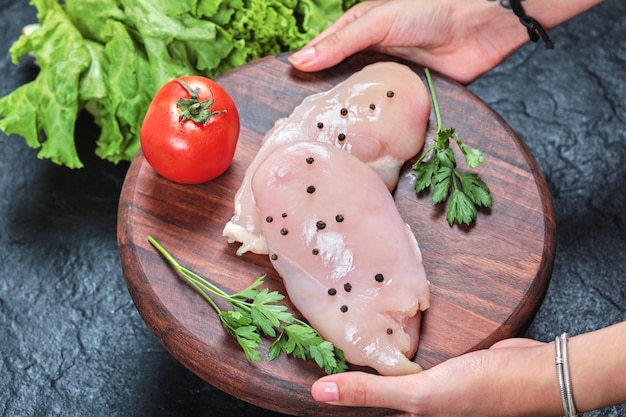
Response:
[311, 371, 418, 412]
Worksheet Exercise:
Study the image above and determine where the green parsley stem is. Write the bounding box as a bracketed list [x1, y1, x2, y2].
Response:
[452, 170, 461, 192]
[148, 236, 223, 313]
[414, 144, 435, 165]
[424, 68, 444, 133]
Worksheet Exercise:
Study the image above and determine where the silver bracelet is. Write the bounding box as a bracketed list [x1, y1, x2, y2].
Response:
[555, 333, 585, 417]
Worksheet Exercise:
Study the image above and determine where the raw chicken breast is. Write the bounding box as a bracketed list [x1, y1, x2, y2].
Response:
[223, 62, 431, 255]
[251, 141, 430, 375]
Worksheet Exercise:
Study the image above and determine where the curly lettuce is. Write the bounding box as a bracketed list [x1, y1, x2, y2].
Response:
[0, 0, 358, 168]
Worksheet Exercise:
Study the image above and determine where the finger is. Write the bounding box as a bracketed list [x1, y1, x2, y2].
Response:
[311, 371, 421, 412]
[289, 3, 389, 71]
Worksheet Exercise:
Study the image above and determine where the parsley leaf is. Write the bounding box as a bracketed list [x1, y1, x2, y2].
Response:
[448, 190, 477, 226]
[459, 173, 492, 207]
[250, 289, 292, 337]
[268, 324, 348, 375]
[456, 139, 485, 169]
[412, 68, 493, 225]
[148, 236, 348, 374]
[413, 157, 437, 192]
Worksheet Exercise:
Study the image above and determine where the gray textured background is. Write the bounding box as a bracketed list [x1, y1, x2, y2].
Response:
[1, 1, 624, 416]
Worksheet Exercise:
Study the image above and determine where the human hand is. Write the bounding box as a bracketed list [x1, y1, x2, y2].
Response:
[310, 338, 563, 417]
[289, 0, 525, 85]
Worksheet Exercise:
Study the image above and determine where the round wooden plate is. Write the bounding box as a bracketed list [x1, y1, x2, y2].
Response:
[117, 51, 556, 416]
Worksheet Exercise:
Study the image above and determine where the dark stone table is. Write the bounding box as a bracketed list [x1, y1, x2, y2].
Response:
[1, 1, 624, 416]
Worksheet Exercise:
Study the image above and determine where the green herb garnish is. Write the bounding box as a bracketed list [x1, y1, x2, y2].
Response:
[412, 68, 493, 225]
[148, 236, 348, 375]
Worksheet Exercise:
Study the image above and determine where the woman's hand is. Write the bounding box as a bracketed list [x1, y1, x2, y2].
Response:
[311, 338, 565, 417]
[289, 0, 524, 84]
[289, 0, 601, 85]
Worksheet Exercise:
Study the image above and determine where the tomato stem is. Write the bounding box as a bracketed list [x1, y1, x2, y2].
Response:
[177, 80, 226, 125]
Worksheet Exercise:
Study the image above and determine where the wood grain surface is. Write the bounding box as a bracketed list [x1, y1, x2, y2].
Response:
[117, 51, 556, 416]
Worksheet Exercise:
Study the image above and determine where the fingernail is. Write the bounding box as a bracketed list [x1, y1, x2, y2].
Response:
[289, 47, 316, 65]
[314, 381, 339, 402]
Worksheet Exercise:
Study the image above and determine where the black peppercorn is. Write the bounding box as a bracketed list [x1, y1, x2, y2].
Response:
[306, 156, 315, 164]
[328, 288, 337, 296]
[386, 90, 395, 98]
[338, 133, 346, 142]
[317, 121, 324, 129]
[340, 107, 348, 116]
[271, 254, 278, 261]
[307, 185, 316, 194]
[335, 214, 344, 223]
[375, 273, 384, 282]
[340, 305, 348, 313]
[280, 228, 288, 236]
[344, 283, 352, 292]
[316, 220, 326, 230]
[265, 216, 273, 223]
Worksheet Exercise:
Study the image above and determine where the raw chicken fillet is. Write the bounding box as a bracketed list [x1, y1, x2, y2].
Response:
[252, 141, 430, 375]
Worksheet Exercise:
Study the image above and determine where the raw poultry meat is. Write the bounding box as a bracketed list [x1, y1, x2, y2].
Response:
[251, 141, 430, 375]
[223, 62, 431, 255]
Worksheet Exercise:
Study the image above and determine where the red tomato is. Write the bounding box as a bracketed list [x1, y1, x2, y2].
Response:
[140, 76, 240, 184]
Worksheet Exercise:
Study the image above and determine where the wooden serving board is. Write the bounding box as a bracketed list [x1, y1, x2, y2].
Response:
[117, 51, 556, 416]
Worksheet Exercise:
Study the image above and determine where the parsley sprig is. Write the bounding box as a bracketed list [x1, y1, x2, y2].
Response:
[148, 236, 348, 374]
[412, 68, 493, 225]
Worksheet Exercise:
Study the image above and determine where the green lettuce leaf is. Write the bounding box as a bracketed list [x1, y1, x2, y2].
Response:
[0, 0, 91, 168]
